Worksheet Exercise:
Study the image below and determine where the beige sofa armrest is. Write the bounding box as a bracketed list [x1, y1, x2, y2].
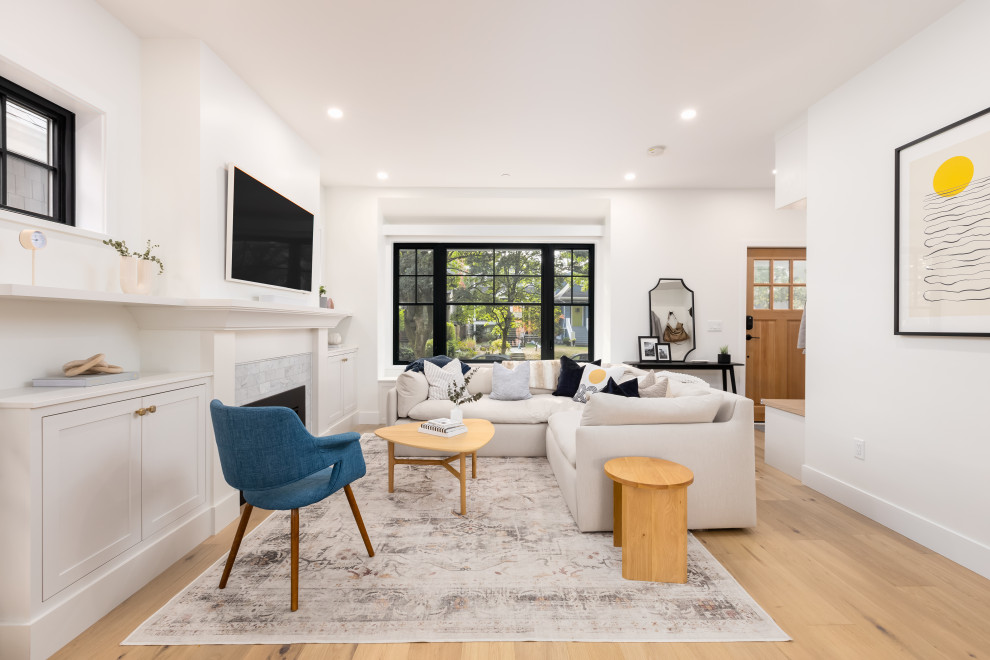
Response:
[386, 388, 399, 425]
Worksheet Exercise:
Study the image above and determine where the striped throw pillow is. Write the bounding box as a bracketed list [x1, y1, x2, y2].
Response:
[424, 358, 466, 401]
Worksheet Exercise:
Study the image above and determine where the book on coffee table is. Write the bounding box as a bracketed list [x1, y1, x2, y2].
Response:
[420, 418, 468, 437]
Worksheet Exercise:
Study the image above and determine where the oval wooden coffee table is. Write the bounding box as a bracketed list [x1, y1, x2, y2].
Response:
[374, 419, 494, 516]
[604, 456, 694, 583]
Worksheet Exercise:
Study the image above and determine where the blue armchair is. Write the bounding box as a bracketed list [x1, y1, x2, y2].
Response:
[209, 400, 374, 611]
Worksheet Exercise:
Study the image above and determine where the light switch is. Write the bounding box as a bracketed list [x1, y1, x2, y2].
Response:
[707, 320, 723, 332]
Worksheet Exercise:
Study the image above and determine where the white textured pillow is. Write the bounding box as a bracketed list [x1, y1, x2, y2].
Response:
[490, 361, 532, 401]
[666, 379, 712, 397]
[395, 370, 429, 417]
[580, 392, 722, 426]
[639, 374, 669, 398]
[424, 358, 466, 400]
[573, 364, 626, 403]
[655, 370, 708, 385]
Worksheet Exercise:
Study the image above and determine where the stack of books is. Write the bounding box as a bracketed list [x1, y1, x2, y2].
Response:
[419, 417, 468, 437]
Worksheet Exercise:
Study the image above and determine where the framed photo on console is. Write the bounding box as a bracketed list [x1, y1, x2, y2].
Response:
[638, 336, 671, 362]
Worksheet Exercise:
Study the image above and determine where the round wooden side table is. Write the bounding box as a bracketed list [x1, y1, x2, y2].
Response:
[604, 456, 694, 583]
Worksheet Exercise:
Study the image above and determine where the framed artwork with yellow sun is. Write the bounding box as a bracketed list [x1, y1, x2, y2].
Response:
[896, 105, 990, 336]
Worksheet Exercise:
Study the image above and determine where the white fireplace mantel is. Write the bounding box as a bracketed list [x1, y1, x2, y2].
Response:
[0, 283, 350, 331]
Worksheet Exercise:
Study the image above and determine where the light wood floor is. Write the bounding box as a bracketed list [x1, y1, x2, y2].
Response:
[54, 427, 990, 660]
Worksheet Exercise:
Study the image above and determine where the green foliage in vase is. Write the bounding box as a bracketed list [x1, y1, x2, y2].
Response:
[103, 238, 165, 274]
[447, 368, 483, 406]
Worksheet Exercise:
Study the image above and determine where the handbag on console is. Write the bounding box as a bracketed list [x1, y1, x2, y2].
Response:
[663, 311, 690, 343]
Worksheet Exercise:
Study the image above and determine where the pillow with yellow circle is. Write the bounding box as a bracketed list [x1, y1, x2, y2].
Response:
[572, 364, 626, 403]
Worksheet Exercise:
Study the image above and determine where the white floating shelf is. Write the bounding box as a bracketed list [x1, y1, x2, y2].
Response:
[0, 284, 351, 331]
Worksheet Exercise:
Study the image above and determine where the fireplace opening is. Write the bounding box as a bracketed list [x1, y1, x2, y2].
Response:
[243, 385, 306, 424]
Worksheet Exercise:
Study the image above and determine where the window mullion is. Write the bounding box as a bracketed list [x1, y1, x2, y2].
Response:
[1, 94, 6, 207]
[541, 246, 554, 360]
[433, 245, 447, 357]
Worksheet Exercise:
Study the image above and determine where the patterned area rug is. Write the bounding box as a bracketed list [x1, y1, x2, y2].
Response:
[125, 435, 788, 644]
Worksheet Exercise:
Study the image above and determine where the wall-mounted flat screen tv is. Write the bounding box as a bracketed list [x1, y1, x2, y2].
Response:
[225, 164, 314, 292]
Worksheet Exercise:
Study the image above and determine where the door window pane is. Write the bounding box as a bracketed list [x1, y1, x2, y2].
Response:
[6, 155, 50, 215]
[793, 286, 807, 310]
[6, 101, 49, 163]
[772, 286, 790, 309]
[554, 305, 590, 360]
[554, 276, 571, 303]
[448, 304, 540, 360]
[417, 249, 433, 275]
[793, 260, 807, 284]
[399, 249, 416, 275]
[447, 249, 492, 274]
[416, 276, 432, 302]
[496, 249, 541, 275]
[773, 261, 790, 284]
[398, 305, 433, 360]
[495, 276, 540, 303]
[554, 250, 573, 275]
[398, 276, 415, 303]
[572, 250, 590, 275]
[753, 286, 770, 309]
[754, 260, 770, 284]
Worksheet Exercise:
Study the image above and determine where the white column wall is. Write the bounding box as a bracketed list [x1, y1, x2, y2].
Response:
[805, 0, 990, 577]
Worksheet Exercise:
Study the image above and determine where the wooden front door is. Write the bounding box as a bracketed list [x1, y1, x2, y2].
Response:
[745, 247, 806, 422]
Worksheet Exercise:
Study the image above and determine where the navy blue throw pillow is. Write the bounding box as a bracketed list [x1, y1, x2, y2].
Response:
[552, 355, 602, 397]
[403, 355, 471, 375]
[601, 377, 640, 398]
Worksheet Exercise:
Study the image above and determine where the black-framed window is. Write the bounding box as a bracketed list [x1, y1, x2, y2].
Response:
[394, 244, 594, 363]
[0, 76, 75, 225]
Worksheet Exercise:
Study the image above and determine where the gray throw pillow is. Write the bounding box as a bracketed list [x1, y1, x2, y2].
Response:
[490, 361, 532, 401]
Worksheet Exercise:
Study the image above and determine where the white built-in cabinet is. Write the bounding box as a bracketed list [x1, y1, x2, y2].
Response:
[325, 346, 358, 433]
[0, 373, 212, 660]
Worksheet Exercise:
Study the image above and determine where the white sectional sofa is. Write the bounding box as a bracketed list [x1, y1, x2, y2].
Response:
[385, 363, 756, 530]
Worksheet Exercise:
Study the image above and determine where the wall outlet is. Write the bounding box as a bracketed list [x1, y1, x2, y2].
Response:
[707, 320, 723, 332]
[853, 437, 866, 461]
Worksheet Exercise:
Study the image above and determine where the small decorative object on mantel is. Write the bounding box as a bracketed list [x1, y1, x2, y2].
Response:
[319, 285, 329, 308]
[446, 369, 482, 423]
[328, 333, 343, 345]
[103, 238, 165, 295]
[18, 229, 47, 285]
[717, 346, 731, 364]
[32, 353, 138, 387]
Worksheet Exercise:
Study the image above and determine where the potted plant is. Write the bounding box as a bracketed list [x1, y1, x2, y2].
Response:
[319, 285, 328, 308]
[446, 369, 482, 423]
[103, 239, 164, 294]
[717, 345, 731, 364]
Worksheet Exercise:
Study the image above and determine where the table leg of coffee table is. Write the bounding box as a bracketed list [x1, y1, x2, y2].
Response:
[459, 452, 467, 515]
[388, 442, 395, 493]
[472, 451, 477, 479]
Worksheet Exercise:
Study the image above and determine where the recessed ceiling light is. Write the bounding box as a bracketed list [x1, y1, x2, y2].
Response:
[772, 169, 778, 175]
[680, 108, 697, 121]
[624, 172, 636, 181]
[501, 173, 511, 177]
[327, 107, 344, 119]
[377, 171, 389, 180]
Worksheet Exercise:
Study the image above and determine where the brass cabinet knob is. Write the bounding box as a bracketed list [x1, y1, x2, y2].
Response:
[135, 408, 147, 416]
[148, 405, 157, 414]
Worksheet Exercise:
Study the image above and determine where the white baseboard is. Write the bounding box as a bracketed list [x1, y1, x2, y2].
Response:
[212, 489, 241, 535]
[802, 465, 990, 579]
[358, 410, 380, 425]
[18, 506, 214, 660]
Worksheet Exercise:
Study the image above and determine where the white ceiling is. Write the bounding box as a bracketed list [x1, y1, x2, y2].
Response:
[96, 0, 961, 189]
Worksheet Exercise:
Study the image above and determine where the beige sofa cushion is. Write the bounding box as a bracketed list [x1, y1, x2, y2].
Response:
[666, 380, 712, 398]
[396, 371, 429, 418]
[547, 411, 582, 467]
[467, 366, 493, 394]
[580, 392, 722, 426]
[407, 394, 583, 424]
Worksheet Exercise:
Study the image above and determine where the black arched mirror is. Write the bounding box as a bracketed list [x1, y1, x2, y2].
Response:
[648, 278, 696, 361]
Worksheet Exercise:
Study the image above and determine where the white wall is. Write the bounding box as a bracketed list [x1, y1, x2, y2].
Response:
[324, 186, 805, 422]
[805, 0, 990, 578]
[0, 0, 141, 289]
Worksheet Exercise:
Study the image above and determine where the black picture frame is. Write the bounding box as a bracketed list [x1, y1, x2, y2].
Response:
[895, 104, 990, 336]
[638, 335, 662, 361]
[654, 341, 672, 362]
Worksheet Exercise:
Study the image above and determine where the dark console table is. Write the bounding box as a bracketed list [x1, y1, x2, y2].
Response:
[623, 361, 743, 393]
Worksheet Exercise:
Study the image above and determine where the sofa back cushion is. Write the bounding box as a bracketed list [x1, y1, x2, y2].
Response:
[424, 358, 466, 400]
[490, 361, 533, 401]
[467, 365, 493, 395]
[396, 370, 429, 418]
[580, 392, 722, 426]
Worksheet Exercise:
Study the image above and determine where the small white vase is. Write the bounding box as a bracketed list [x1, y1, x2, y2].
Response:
[120, 255, 154, 294]
[449, 405, 463, 423]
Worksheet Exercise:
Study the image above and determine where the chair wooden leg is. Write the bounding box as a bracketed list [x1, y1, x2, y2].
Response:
[291, 508, 299, 612]
[219, 503, 253, 589]
[344, 484, 375, 557]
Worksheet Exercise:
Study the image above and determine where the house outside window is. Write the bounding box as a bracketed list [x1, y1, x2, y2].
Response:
[0, 75, 75, 225]
[394, 244, 594, 363]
